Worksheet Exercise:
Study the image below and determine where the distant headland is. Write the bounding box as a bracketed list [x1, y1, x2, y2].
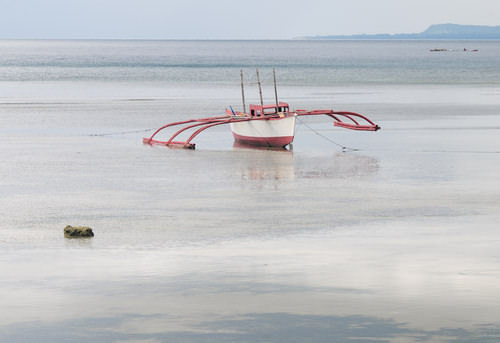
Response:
[304, 24, 500, 40]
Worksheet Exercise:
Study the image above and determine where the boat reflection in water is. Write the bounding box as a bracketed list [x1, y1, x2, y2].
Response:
[295, 152, 379, 179]
[232, 141, 378, 183]
[232, 141, 295, 182]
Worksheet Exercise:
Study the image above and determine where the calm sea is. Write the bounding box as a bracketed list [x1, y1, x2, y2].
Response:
[1, 40, 500, 342]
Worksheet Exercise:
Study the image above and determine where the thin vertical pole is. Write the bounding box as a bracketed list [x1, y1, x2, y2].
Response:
[273, 68, 279, 111]
[256, 68, 264, 109]
[240, 69, 246, 113]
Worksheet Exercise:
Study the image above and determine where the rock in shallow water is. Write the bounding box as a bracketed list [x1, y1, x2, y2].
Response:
[64, 225, 94, 238]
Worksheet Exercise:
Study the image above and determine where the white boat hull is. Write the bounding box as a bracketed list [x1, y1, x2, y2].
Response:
[230, 116, 296, 147]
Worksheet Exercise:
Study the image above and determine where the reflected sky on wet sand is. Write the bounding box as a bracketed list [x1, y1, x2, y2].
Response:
[4, 313, 500, 343]
[1, 78, 500, 342]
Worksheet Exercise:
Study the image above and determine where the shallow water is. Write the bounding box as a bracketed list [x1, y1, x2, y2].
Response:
[1, 40, 500, 342]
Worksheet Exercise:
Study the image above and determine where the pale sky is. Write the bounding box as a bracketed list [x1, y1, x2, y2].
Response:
[1, 0, 499, 39]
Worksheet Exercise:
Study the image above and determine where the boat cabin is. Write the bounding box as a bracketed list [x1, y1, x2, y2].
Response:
[249, 102, 290, 117]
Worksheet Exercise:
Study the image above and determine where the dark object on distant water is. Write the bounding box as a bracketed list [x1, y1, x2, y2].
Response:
[429, 48, 479, 52]
[64, 225, 94, 238]
[304, 23, 500, 40]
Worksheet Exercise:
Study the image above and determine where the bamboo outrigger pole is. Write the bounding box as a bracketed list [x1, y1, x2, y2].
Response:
[256, 68, 264, 109]
[240, 69, 246, 113]
[273, 68, 279, 111]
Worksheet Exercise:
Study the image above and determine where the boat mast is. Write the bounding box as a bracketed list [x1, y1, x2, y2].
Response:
[273, 68, 279, 110]
[240, 69, 246, 113]
[256, 68, 264, 108]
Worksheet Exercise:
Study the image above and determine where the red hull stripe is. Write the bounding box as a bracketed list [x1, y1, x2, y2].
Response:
[232, 133, 294, 147]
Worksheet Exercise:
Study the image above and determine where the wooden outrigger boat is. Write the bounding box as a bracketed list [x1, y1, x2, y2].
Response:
[143, 69, 380, 149]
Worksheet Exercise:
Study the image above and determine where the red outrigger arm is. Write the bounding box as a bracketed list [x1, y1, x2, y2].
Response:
[295, 109, 380, 131]
[142, 115, 229, 149]
[143, 108, 380, 149]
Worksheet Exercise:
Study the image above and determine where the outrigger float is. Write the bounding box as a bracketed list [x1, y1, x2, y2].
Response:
[143, 69, 380, 149]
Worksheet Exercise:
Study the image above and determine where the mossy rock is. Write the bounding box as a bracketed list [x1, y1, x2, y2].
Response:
[64, 225, 94, 238]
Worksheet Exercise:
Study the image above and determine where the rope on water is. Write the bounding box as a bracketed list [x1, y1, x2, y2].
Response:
[296, 116, 358, 152]
[88, 128, 155, 137]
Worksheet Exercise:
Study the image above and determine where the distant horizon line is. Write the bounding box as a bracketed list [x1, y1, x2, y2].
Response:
[0, 23, 500, 41]
[2, 24, 500, 41]
[1, 37, 500, 41]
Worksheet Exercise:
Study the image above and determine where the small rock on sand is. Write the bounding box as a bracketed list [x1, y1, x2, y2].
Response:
[64, 225, 94, 238]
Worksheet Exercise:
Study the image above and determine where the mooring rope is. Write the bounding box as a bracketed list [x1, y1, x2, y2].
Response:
[88, 128, 155, 137]
[296, 116, 358, 152]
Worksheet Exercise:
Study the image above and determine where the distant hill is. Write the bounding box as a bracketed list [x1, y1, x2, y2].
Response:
[305, 24, 500, 40]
